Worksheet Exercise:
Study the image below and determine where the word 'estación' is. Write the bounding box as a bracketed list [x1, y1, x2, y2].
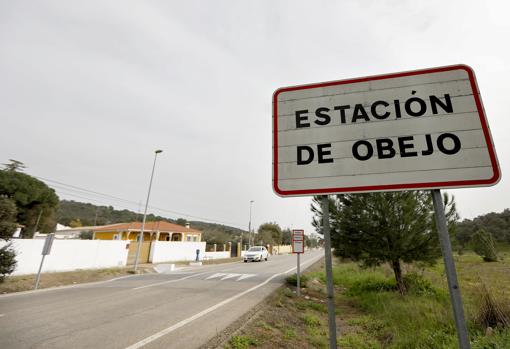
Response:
[293, 92, 462, 165]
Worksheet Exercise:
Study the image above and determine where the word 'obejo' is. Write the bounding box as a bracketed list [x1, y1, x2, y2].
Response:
[294, 92, 461, 165]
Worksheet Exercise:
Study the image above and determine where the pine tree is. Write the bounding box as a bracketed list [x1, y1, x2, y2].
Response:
[312, 191, 458, 294]
[0, 196, 18, 281]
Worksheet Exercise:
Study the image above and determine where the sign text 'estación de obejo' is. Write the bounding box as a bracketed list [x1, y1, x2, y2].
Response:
[272, 65, 500, 196]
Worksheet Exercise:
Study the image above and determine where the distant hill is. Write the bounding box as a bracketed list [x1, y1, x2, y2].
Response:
[456, 209, 510, 246]
[57, 200, 245, 240]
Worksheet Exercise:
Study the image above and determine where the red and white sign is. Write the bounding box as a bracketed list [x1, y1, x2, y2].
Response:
[273, 65, 500, 197]
[292, 229, 305, 254]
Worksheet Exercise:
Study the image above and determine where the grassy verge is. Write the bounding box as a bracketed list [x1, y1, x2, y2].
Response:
[223, 252, 510, 348]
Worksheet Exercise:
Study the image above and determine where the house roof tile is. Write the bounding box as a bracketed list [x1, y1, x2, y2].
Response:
[94, 221, 200, 233]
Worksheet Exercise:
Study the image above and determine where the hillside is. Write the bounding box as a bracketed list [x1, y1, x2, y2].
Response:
[57, 200, 245, 238]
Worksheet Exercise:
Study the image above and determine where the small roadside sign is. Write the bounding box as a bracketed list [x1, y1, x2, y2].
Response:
[292, 229, 305, 254]
[35, 233, 56, 290]
[41, 233, 55, 255]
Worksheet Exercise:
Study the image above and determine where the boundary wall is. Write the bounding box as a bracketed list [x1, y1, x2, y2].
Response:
[150, 241, 206, 263]
[1, 239, 129, 275]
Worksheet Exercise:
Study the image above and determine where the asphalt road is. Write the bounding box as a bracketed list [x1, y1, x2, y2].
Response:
[0, 249, 324, 349]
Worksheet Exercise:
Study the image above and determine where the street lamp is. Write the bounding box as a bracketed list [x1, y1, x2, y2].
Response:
[133, 149, 163, 271]
[248, 200, 254, 247]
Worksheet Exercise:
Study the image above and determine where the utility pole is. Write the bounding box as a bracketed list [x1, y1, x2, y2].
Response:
[31, 209, 43, 239]
[248, 200, 254, 247]
[133, 149, 163, 272]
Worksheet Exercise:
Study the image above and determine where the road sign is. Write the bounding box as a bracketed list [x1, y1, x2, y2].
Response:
[292, 229, 305, 254]
[35, 233, 55, 290]
[41, 233, 55, 255]
[273, 65, 500, 197]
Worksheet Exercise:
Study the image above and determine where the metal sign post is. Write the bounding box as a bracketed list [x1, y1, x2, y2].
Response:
[35, 233, 55, 290]
[297, 252, 301, 296]
[432, 189, 471, 349]
[322, 195, 338, 348]
[292, 229, 305, 297]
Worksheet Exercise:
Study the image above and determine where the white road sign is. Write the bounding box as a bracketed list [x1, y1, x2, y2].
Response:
[272, 65, 500, 196]
[292, 229, 305, 253]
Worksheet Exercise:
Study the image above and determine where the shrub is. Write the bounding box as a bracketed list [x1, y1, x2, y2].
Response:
[79, 230, 93, 240]
[302, 313, 321, 327]
[471, 229, 498, 262]
[0, 244, 17, 282]
[347, 275, 396, 296]
[403, 272, 439, 296]
[285, 273, 310, 287]
[228, 335, 258, 349]
[475, 284, 510, 329]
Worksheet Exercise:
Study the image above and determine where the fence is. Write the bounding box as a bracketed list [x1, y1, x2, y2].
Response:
[1, 239, 129, 276]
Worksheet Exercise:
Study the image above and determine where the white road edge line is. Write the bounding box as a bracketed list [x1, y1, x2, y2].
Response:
[124, 273, 282, 349]
[132, 272, 208, 290]
[0, 314, 5, 318]
[124, 253, 324, 349]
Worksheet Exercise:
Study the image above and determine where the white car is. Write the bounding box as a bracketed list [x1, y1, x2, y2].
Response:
[244, 246, 269, 262]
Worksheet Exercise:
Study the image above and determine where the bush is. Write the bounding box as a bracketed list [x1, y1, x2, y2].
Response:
[285, 273, 310, 287]
[403, 272, 440, 296]
[471, 229, 498, 262]
[228, 335, 258, 349]
[302, 313, 321, 327]
[475, 284, 510, 329]
[0, 244, 17, 282]
[79, 230, 93, 240]
[347, 275, 396, 296]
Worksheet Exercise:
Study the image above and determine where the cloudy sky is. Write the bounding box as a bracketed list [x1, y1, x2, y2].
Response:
[1, 0, 509, 235]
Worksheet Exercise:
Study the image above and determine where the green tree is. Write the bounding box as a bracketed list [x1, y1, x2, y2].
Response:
[471, 229, 498, 262]
[0, 167, 59, 237]
[312, 191, 458, 294]
[69, 218, 83, 228]
[281, 228, 292, 245]
[2, 159, 26, 172]
[0, 196, 18, 240]
[202, 229, 230, 245]
[176, 218, 187, 226]
[0, 196, 18, 281]
[256, 229, 276, 246]
[257, 222, 282, 245]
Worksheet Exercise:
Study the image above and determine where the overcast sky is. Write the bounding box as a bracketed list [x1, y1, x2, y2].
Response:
[1, 0, 509, 235]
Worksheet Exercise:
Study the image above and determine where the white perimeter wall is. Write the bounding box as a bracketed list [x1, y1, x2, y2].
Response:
[0, 239, 129, 275]
[204, 251, 230, 259]
[150, 241, 206, 263]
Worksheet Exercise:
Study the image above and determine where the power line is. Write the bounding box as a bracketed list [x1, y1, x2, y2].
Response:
[37, 175, 246, 229]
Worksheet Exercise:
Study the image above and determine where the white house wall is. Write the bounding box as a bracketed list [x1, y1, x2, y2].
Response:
[150, 241, 206, 263]
[1, 239, 128, 275]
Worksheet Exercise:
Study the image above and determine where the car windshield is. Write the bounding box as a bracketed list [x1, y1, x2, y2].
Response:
[248, 247, 262, 251]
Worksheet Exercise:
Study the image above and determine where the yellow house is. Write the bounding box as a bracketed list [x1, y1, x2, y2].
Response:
[92, 221, 202, 242]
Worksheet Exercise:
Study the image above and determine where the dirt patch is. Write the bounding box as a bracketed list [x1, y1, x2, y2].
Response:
[0, 267, 134, 294]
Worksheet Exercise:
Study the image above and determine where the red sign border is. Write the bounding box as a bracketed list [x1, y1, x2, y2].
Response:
[272, 64, 501, 197]
[292, 229, 305, 254]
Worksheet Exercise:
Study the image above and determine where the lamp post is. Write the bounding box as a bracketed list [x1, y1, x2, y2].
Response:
[133, 149, 163, 271]
[248, 200, 254, 247]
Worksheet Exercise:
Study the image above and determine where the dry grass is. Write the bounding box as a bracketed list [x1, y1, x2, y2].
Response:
[0, 267, 134, 294]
